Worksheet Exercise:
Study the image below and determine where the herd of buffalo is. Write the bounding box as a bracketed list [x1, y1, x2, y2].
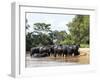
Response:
[30, 44, 80, 58]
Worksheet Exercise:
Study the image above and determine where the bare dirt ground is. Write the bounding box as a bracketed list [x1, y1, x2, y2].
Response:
[25, 48, 90, 67]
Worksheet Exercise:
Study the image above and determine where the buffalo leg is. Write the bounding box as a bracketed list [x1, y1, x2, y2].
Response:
[74, 51, 80, 56]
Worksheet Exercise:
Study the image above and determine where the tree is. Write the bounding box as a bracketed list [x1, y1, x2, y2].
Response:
[67, 15, 89, 44]
[50, 30, 67, 45]
[26, 32, 33, 51]
[26, 19, 30, 30]
[33, 23, 51, 33]
[26, 19, 33, 51]
[33, 23, 53, 46]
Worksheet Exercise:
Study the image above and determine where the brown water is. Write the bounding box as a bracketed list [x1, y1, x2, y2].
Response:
[25, 48, 89, 67]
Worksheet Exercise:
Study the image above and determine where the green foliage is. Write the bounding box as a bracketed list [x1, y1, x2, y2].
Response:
[26, 22, 54, 51]
[26, 15, 90, 51]
[80, 44, 89, 48]
[67, 15, 89, 44]
[34, 23, 51, 32]
[26, 19, 30, 29]
[33, 23, 53, 45]
[26, 32, 33, 51]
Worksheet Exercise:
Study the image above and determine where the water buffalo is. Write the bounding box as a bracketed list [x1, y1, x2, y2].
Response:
[63, 44, 80, 56]
[71, 44, 80, 56]
[30, 47, 39, 57]
[49, 45, 55, 56]
[33, 53, 48, 57]
[30, 44, 80, 57]
[53, 45, 63, 57]
[62, 45, 68, 57]
[30, 46, 50, 57]
[52, 44, 80, 57]
[39, 46, 50, 56]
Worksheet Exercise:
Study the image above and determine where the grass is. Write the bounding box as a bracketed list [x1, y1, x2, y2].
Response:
[80, 44, 89, 48]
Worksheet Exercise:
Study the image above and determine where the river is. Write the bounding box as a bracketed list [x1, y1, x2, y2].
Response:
[25, 48, 89, 67]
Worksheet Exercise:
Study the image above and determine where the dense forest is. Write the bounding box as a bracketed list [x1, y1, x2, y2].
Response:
[26, 15, 89, 51]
